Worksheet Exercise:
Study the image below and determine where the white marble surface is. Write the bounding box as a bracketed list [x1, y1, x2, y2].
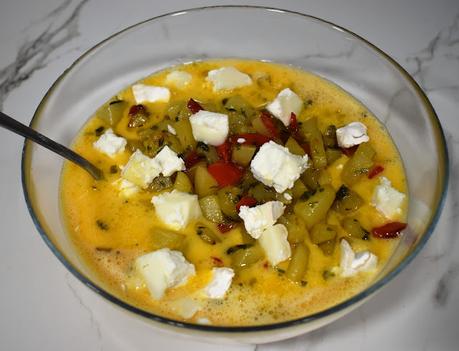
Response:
[0, 0, 458, 349]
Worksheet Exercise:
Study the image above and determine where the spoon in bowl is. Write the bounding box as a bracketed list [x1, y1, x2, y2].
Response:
[0, 111, 104, 180]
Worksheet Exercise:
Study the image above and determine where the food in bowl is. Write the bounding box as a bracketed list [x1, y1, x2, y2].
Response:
[60, 59, 408, 326]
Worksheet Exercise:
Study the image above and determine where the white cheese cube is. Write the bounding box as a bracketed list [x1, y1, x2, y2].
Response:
[339, 239, 378, 277]
[167, 124, 177, 135]
[204, 267, 235, 299]
[336, 122, 369, 148]
[153, 146, 185, 177]
[151, 190, 202, 230]
[172, 297, 203, 319]
[371, 176, 406, 220]
[258, 224, 291, 266]
[166, 70, 192, 89]
[132, 84, 170, 104]
[189, 110, 229, 146]
[117, 179, 140, 198]
[93, 128, 127, 158]
[207, 66, 252, 91]
[250, 141, 309, 193]
[266, 88, 303, 126]
[238, 201, 285, 239]
[121, 150, 161, 188]
[135, 248, 195, 299]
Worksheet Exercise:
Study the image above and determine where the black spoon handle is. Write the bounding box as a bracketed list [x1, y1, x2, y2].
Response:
[0, 111, 103, 180]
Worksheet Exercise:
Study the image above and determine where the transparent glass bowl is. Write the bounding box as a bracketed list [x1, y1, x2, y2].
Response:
[21, 6, 448, 344]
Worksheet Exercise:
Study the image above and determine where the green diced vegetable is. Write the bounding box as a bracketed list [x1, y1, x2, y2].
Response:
[166, 101, 191, 122]
[286, 244, 310, 282]
[229, 245, 264, 270]
[325, 148, 343, 165]
[294, 185, 336, 229]
[333, 185, 363, 214]
[151, 228, 185, 250]
[248, 183, 277, 202]
[174, 117, 196, 150]
[301, 168, 321, 190]
[199, 195, 224, 223]
[278, 214, 308, 244]
[232, 144, 257, 166]
[194, 165, 219, 197]
[251, 115, 272, 137]
[108, 100, 127, 126]
[291, 179, 307, 199]
[341, 142, 376, 185]
[128, 105, 150, 128]
[341, 217, 369, 240]
[217, 186, 242, 219]
[174, 172, 193, 193]
[285, 137, 306, 156]
[301, 117, 327, 169]
[223, 95, 255, 117]
[323, 125, 338, 148]
[148, 175, 173, 192]
[309, 222, 337, 244]
[196, 142, 219, 163]
[318, 238, 336, 256]
[196, 223, 221, 245]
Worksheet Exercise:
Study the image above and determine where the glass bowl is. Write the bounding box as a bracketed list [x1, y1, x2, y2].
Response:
[21, 6, 448, 344]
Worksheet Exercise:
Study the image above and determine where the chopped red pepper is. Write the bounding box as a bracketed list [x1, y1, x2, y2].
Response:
[217, 222, 237, 233]
[260, 111, 279, 138]
[187, 98, 203, 114]
[368, 165, 385, 179]
[263, 261, 269, 269]
[207, 162, 244, 187]
[301, 142, 311, 155]
[211, 256, 224, 266]
[216, 140, 232, 163]
[229, 133, 271, 147]
[184, 150, 202, 169]
[341, 145, 359, 157]
[289, 112, 299, 134]
[236, 196, 258, 212]
[372, 222, 407, 239]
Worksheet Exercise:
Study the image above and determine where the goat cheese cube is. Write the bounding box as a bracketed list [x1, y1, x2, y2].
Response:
[121, 150, 161, 188]
[336, 122, 369, 148]
[135, 248, 195, 299]
[153, 146, 185, 177]
[93, 128, 127, 157]
[132, 84, 170, 104]
[204, 267, 235, 299]
[258, 224, 291, 266]
[207, 66, 252, 91]
[340, 239, 378, 277]
[266, 88, 303, 126]
[250, 141, 309, 193]
[165, 70, 192, 89]
[189, 110, 229, 146]
[238, 201, 285, 239]
[371, 176, 406, 220]
[151, 190, 202, 230]
[117, 179, 140, 197]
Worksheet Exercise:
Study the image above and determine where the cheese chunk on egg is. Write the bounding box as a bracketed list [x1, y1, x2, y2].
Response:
[165, 70, 192, 89]
[258, 224, 291, 266]
[339, 239, 378, 277]
[189, 110, 229, 146]
[371, 176, 406, 220]
[336, 122, 369, 148]
[204, 267, 235, 299]
[238, 201, 285, 239]
[93, 128, 126, 158]
[121, 149, 161, 188]
[206, 66, 252, 91]
[132, 84, 170, 104]
[266, 88, 303, 126]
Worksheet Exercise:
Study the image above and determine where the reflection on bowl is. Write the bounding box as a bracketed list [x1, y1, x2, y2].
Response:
[21, 6, 448, 344]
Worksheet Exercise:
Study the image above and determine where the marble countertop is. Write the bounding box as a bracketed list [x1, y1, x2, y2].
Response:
[1, 0, 458, 350]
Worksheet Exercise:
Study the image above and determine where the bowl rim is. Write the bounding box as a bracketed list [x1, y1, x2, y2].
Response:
[21, 5, 449, 333]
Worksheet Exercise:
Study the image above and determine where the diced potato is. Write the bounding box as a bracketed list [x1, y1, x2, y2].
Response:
[301, 117, 327, 169]
[199, 195, 224, 223]
[166, 101, 191, 121]
[229, 245, 264, 271]
[196, 223, 221, 245]
[174, 117, 196, 151]
[151, 228, 185, 250]
[278, 214, 308, 244]
[187, 161, 207, 183]
[223, 95, 255, 118]
[286, 244, 310, 282]
[309, 222, 337, 244]
[341, 217, 369, 240]
[232, 144, 257, 167]
[294, 185, 336, 229]
[333, 185, 363, 215]
[217, 186, 242, 219]
[285, 137, 306, 156]
[194, 165, 219, 197]
[174, 172, 193, 193]
[341, 142, 375, 185]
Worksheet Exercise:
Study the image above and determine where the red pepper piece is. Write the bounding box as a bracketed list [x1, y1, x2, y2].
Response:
[341, 145, 359, 157]
[207, 162, 244, 187]
[372, 222, 407, 239]
[184, 150, 202, 169]
[289, 112, 299, 134]
[236, 196, 258, 212]
[211, 256, 224, 267]
[260, 111, 279, 138]
[217, 222, 237, 233]
[216, 140, 232, 163]
[229, 133, 271, 147]
[301, 142, 311, 155]
[368, 165, 385, 179]
[187, 98, 203, 114]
